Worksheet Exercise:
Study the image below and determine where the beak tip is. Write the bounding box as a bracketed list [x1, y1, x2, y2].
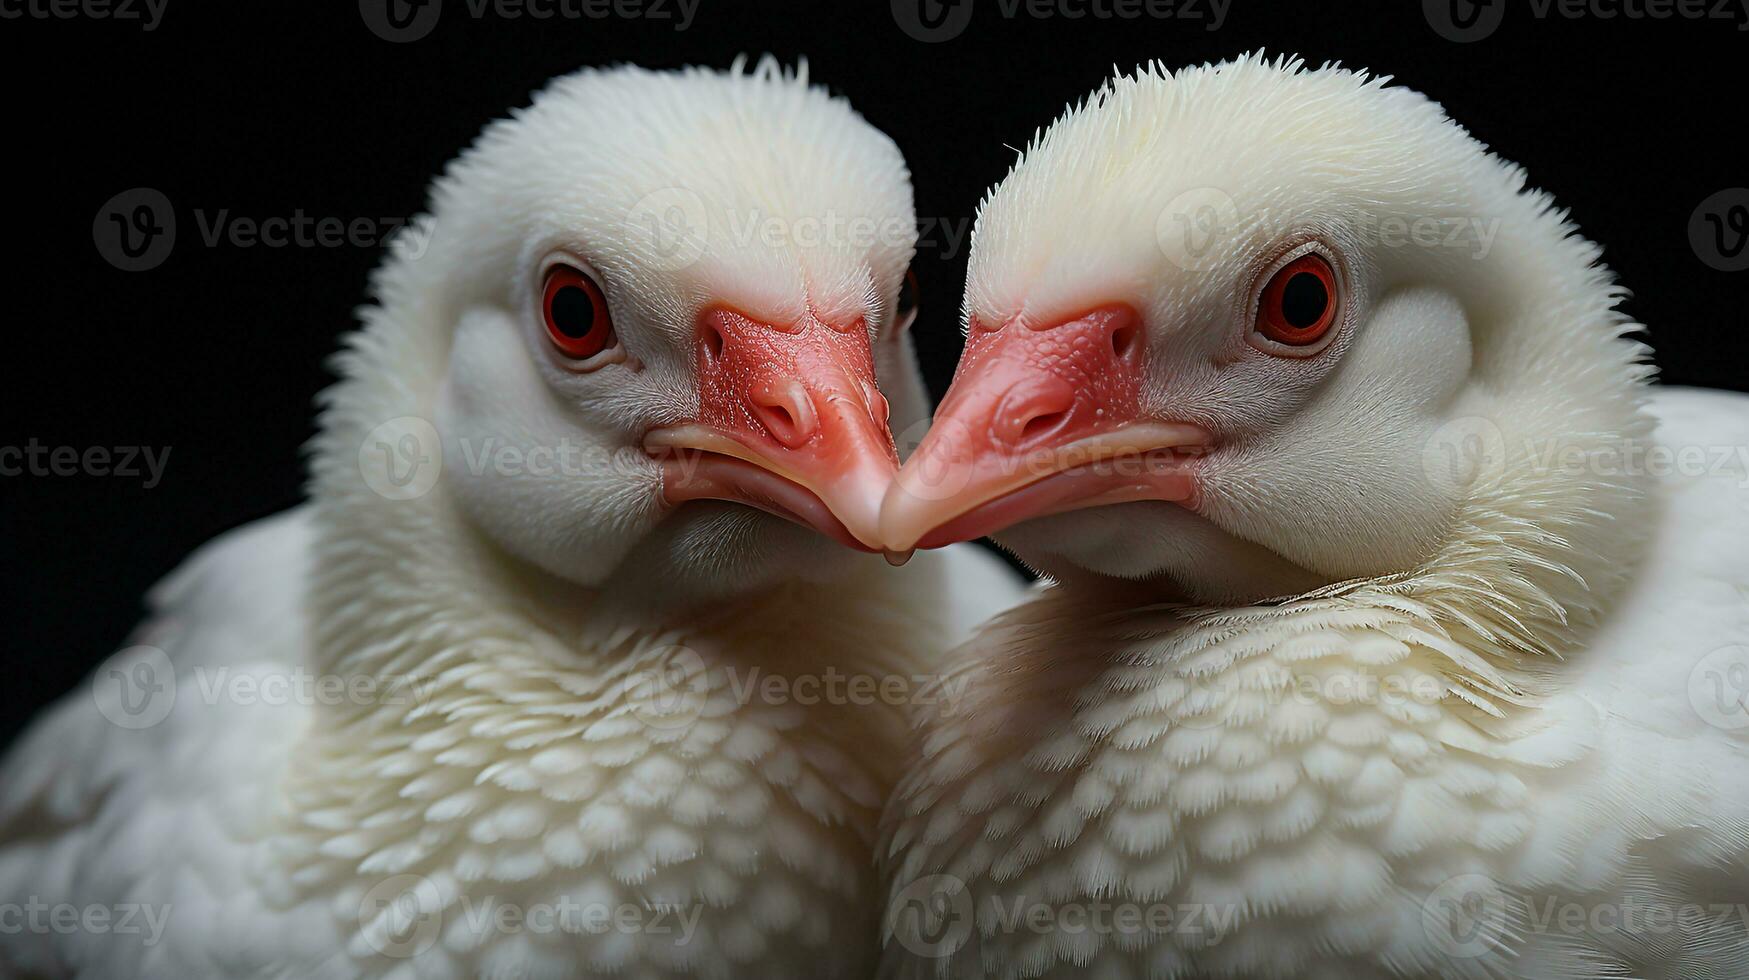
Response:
[876, 481, 934, 554]
[817, 458, 902, 553]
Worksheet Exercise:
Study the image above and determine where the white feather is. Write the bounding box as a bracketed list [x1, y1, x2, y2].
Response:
[0, 61, 1027, 979]
[879, 55, 1749, 980]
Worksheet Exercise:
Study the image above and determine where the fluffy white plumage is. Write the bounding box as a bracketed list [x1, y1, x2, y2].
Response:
[877, 55, 1749, 978]
[0, 60, 1024, 979]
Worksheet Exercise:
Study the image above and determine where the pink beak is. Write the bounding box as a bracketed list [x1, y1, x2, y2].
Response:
[879, 304, 1210, 551]
[646, 307, 899, 554]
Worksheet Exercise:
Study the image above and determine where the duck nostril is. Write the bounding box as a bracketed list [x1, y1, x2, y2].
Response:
[757, 403, 801, 443]
[1020, 409, 1069, 442]
[700, 323, 725, 364]
[1111, 323, 1139, 359]
[750, 380, 818, 449]
[995, 378, 1078, 447]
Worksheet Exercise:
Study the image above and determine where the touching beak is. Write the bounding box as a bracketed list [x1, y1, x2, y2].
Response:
[879, 304, 1211, 551]
[645, 307, 902, 556]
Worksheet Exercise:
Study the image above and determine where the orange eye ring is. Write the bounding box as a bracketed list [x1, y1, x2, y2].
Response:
[1255, 253, 1339, 350]
[542, 265, 616, 360]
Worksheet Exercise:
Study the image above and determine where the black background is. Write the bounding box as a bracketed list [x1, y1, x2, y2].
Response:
[2, 0, 1746, 743]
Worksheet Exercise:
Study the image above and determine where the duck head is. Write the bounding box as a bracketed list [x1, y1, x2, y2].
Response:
[327, 60, 923, 603]
[881, 55, 1651, 605]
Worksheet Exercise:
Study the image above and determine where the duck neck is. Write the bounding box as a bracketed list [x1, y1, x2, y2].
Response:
[1385, 197, 1658, 678]
[305, 431, 926, 731]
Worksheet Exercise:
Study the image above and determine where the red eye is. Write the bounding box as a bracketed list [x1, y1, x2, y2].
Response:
[1255, 253, 1339, 350]
[542, 265, 615, 361]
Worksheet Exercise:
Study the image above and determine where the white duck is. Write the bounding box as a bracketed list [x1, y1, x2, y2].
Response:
[0, 59, 1023, 979]
[875, 55, 1749, 979]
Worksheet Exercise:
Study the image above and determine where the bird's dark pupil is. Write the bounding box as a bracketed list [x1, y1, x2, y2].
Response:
[551, 286, 596, 338]
[1280, 272, 1329, 329]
